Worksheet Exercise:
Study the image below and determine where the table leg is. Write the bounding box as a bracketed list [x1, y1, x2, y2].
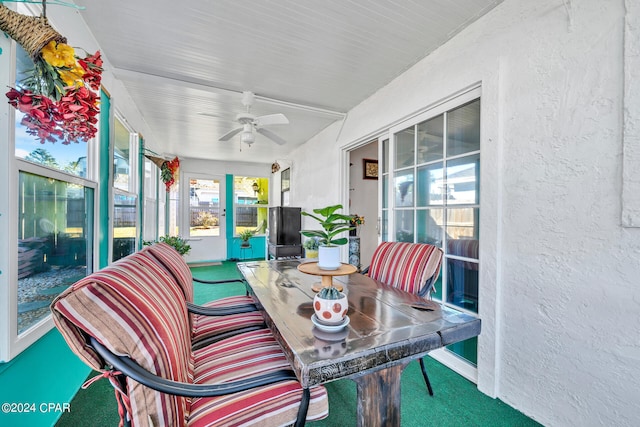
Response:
[352, 363, 407, 427]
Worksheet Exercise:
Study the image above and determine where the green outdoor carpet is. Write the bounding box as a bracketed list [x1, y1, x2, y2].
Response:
[56, 263, 540, 427]
[190, 261, 249, 301]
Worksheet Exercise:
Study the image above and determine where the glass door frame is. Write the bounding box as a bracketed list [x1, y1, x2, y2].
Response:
[386, 86, 481, 382]
[340, 85, 483, 383]
[181, 172, 226, 262]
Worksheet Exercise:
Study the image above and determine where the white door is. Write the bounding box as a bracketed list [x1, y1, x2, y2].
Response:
[182, 174, 226, 262]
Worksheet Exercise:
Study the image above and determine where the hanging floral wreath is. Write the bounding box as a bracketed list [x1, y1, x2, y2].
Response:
[1, 4, 103, 144]
[160, 157, 180, 192]
[146, 155, 180, 192]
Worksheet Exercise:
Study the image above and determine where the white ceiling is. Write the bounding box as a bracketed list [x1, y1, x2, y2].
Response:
[74, 0, 503, 163]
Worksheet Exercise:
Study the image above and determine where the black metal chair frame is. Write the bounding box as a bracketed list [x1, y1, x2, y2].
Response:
[89, 337, 311, 427]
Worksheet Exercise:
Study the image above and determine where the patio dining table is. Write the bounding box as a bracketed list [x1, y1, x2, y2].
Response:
[237, 259, 481, 427]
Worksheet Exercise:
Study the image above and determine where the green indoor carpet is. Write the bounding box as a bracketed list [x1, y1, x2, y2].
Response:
[190, 261, 249, 301]
[57, 263, 541, 427]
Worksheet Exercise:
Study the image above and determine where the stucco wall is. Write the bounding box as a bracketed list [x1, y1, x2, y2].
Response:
[288, 0, 640, 426]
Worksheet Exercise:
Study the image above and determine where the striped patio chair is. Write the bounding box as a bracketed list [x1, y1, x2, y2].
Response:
[142, 243, 266, 346]
[366, 241, 444, 396]
[51, 253, 328, 426]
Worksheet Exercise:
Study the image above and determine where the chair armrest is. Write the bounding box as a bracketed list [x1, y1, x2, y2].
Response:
[89, 337, 298, 398]
[186, 301, 258, 316]
[192, 277, 246, 285]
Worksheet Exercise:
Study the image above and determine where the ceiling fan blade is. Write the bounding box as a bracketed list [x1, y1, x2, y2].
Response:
[254, 113, 289, 127]
[218, 127, 243, 141]
[256, 128, 286, 145]
[197, 112, 223, 118]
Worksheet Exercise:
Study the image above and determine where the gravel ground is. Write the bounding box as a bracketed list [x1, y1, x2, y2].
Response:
[17, 266, 86, 333]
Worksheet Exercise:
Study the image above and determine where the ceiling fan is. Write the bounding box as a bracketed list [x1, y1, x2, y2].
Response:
[217, 91, 289, 146]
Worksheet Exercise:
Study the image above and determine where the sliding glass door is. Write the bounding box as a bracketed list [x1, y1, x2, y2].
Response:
[385, 90, 481, 366]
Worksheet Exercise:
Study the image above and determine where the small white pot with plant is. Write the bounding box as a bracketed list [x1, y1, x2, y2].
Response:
[313, 286, 348, 325]
[301, 204, 354, 270]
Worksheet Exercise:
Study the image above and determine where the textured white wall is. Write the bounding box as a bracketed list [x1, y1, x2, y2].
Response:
[289, 0, 640, 426]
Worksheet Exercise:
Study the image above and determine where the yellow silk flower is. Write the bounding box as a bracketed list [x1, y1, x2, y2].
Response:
[58, 65, 86, 87]
[41, 41, 76, 68]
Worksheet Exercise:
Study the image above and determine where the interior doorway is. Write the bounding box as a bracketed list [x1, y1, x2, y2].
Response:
[348, 140, 379, 270]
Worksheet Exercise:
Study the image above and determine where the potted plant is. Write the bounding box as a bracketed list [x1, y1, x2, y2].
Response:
[143, 235, 191, 256]
[301, 204, 354, 270]
[349, 214, 365, 236]
[238, 229, 254, 248]
[313, 285, 349, 326]
[303, 237, 320, 259]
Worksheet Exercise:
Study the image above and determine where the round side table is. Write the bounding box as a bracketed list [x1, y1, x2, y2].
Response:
[297, 261, 357, 292]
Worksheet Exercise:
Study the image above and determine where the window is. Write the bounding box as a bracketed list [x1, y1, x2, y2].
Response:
[111, 117, 138, 261]
[2, 16, 99, 360]
[13, 39, 96, 333]
[14, 44, 89, 178]
[142, 156, 160, 242]
[387, 92, 480, 366]
[381, 138, 390, 241]
[188, 178, 220, 237]
[281, 168, 290, 206]
[17, 167, 95, 334]
[234, 176, 268, 235]
[113, 118, 134, 191]
[167, 179, 180, 237]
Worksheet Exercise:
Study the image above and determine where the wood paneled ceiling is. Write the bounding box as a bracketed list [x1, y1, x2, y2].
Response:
[73, 0, 503, 162]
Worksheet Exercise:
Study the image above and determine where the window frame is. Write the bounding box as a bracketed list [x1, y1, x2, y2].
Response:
[1, 159, 98, 362]
[233, 176, 269, 237]
[388, 87, 481, 315]
[142, 155, 161, 243]
[384, 87, 481, 371]
[0, 9, 101, 361]
[110, 113, 139, 262]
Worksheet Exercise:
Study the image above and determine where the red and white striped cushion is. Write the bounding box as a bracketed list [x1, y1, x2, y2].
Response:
[189, 329, 328, 426]
[368, 242, 443, 295]
[142, 243, 266, 340]
[192, 296, 265, 339]
[52, 255, 328, 426]
[189, 381, 328, 427]
[52, 256, 193, 426]
[193, 329, 291, 384]
[143, 242, 195, 302]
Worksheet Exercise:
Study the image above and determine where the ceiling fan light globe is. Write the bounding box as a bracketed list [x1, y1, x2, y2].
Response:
[241, 131, 255, 145]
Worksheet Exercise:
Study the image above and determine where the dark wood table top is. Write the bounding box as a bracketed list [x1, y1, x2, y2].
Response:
[237, 259, 481, 388]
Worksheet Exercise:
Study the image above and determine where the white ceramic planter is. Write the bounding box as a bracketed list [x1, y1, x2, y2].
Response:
[313, 291, 348, 325]
[318, 245, 341, 270]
